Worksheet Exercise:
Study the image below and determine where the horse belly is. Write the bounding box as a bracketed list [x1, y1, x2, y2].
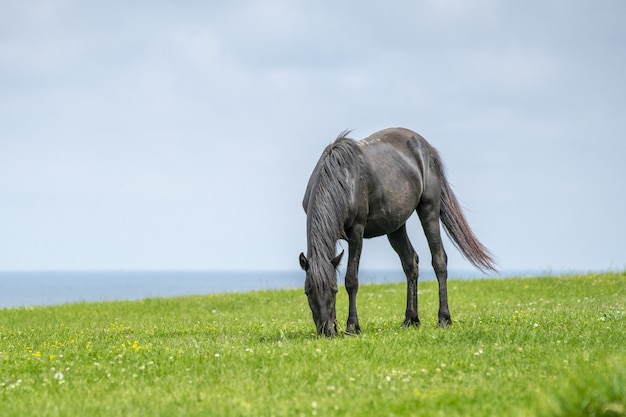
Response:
[363, 176, 421, 238]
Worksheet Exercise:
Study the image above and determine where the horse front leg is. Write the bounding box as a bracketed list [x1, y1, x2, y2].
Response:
[345, 229, 364, 335]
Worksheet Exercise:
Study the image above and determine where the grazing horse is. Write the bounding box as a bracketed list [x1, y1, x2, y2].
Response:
[299, 128, 496, 337]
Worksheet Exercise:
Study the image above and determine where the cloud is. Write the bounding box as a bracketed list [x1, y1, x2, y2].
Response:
[1, 1, 625, 271]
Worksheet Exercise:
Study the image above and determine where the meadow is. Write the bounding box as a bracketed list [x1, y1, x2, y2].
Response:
[0, 272, 624, 416]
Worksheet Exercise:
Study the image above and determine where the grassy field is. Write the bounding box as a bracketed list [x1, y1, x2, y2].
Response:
[0, 272, 624, 416]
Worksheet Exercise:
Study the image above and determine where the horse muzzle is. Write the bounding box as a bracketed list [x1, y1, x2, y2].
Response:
[316, 319, 338, 338]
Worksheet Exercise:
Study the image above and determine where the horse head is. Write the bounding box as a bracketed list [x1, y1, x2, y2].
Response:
[299, 251, 343, 337]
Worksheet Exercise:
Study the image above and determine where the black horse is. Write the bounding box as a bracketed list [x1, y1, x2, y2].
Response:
[299, 128, 496, 337]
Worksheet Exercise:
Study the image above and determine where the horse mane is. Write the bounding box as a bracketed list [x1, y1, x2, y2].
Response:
[306, 132, 361, 291]
[335, 129, 352, 140]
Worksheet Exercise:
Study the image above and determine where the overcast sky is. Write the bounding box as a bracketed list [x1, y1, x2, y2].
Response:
[1, 1, 625, 274]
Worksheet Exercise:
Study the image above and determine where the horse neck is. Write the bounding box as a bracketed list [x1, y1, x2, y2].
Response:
[305, 197, 343, 293]
[307, 214, 340, 261]
[306, 182, 350, 260]
[306, 138, 360, 259]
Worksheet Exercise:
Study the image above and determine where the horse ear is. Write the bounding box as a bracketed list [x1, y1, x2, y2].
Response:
[331, 250, 344, 269]
[299, 253, 309, 271]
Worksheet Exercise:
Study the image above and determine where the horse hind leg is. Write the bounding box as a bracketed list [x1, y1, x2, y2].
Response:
[417, 201, 452, 327]
[387, 225, 420, 327]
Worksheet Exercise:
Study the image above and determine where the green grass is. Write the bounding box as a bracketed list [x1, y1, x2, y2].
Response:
[1, 272, 624, 416]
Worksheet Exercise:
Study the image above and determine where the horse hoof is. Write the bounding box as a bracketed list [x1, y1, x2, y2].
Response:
[345, 323, 361, 336]
[437, 318, 452, 328]
[402, 317, 420, 327]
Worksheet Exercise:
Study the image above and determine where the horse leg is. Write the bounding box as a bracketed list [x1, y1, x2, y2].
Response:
[345, 227, 364, 335]
[387, 225, 420, 327]
[417, 202, 451, 327]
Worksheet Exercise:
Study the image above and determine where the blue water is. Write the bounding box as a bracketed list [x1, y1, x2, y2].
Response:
[0, 269, 528, 309]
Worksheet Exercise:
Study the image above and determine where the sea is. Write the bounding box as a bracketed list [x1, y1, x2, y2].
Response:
[0, 269, 535, 309]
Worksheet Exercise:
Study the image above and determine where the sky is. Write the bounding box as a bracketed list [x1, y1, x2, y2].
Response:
[1, 1, 625, 274]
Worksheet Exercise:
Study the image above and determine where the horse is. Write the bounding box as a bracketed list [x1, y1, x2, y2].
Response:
[299, 127, 496, 337]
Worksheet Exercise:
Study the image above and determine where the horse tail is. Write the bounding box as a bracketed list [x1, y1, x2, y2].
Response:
[432, 152, 497, 273]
